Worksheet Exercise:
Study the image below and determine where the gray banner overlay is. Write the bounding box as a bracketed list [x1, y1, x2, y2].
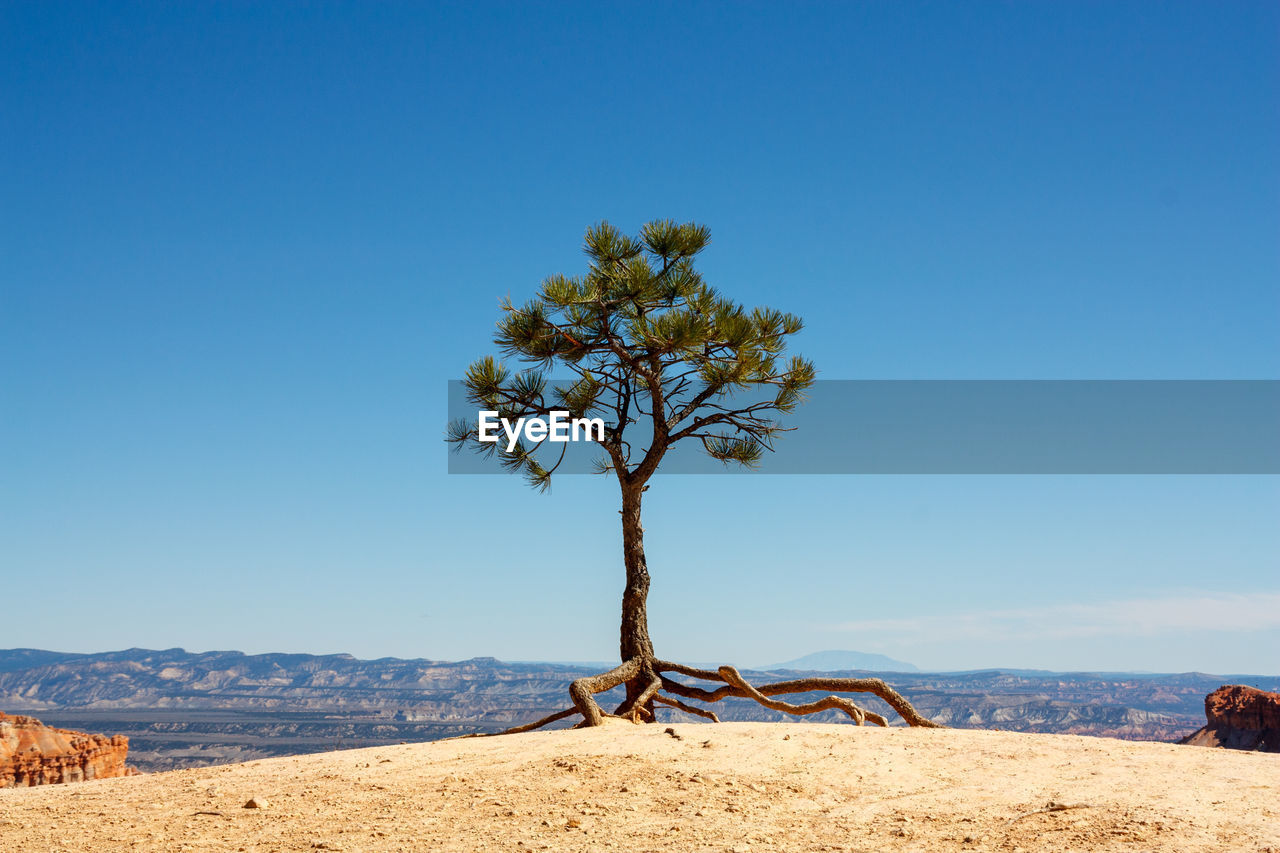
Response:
[447, 380, 1279, 475]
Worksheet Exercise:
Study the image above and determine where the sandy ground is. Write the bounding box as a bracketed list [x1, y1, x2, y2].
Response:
[1, 721, 1276, 852]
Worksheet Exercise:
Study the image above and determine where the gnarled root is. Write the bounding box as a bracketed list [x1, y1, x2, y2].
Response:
[614, 669, 662, 723]
[652, 693, 720, 722]
[473, 656, 940, 736]
[716, 665, 885, 726]
[569, 656, 641, 726]
[449, 706, 581, 738]
[655, 660, 941, 728]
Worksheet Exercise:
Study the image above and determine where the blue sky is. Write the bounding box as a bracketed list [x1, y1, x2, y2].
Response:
[2, 2, 1277, 673]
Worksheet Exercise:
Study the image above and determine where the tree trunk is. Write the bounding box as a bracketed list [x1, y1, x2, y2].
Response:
[619, 485, 654, 661]
[619, 484, 656, 712]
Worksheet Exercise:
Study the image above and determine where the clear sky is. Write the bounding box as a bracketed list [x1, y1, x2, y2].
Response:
[3, 2, 1277, 673]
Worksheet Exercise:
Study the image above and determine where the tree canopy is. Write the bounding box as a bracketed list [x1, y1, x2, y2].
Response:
[448, 220, 816, 489]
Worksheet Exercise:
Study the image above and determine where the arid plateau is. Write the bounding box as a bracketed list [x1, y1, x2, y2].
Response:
[1, 721, 1276, 852]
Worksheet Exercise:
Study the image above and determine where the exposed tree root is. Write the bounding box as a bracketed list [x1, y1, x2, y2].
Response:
[472, 656, 940, 736]
[655, 660, 941, 728]
[570, 657, 642, 727]
[712, 665, 887, 726]
[496, 707, 582, 735]
[615, 670, 663, 722]
[453, 707, 582, 738]
[652, 694, 720, 722]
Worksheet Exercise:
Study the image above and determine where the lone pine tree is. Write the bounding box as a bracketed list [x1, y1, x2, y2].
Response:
[448, 220, 938, 732]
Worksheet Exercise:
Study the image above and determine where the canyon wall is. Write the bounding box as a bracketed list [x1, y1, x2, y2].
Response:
[0, 711, 132, 787]
[1180, 685, 1280, 753]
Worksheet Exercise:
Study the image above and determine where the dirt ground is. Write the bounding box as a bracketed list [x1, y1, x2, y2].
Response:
[1, 720, 1276, 852]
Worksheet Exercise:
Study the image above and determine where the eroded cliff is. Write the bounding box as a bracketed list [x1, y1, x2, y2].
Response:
[0, 711, 132, 786]
[1180, 684, 1280, 753]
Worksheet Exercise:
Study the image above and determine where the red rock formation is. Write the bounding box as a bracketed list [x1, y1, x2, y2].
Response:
[0, 711, 134, 787]
[1180, 685, 1280, 753]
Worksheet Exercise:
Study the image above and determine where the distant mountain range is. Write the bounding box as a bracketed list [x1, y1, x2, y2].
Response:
[3, 647, 1277, 773]
[764, 650, 919, 672]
